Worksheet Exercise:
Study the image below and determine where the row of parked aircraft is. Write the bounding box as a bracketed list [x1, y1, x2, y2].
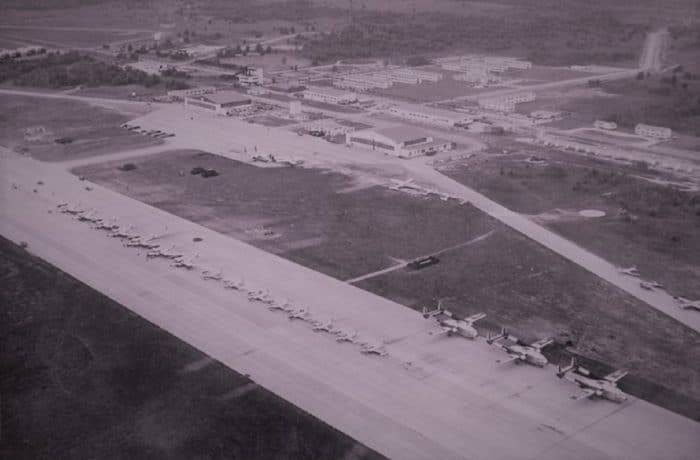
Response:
[421, 299, 628, 403]
[618, 266, 700, 311]
[58, 201, 389, 357]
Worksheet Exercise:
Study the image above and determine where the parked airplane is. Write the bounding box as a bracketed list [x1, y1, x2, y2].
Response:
[223, 278, 245, 290]
[251, 153, 274, 163]
[487, 328, 553, 367]
[110, 225, 137, 239]
[94, 218, 120, 231]
[618, 266, 641, 277]
[311, 319, 335, 333]
[288, 308, 310, 321]
[248, 290, 274, 304]
[639, 280, 663, 291]
[276, 156, 305, 167]
[557, 358, 628, 403]
[422, 301, 485, 339]
[59, 203, 85, 215]
[202, 268, 223, 281]
[146, 244, 180, 259]
[360, 342, 388, 356]
[76, 210, 101, 223]
[676, 297, 700, 311]
[389, 178, 419, 191]
[335, 330, 359, 343]
[171, 254, 197, 269]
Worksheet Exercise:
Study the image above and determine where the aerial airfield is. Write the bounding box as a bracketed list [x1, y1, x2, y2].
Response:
[2, 3, 700, 459]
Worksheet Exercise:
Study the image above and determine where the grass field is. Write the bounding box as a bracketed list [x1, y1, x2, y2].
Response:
[0, 236, 385, 460]
[440, 139, 700, 301]
[73, 148, 700, 412]
[0, 94, 160, 162]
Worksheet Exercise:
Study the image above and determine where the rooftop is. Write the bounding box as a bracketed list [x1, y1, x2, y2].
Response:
[374, 125, 431, 144]
[304, 86, 356, 97]
[201, 90, 251, 105]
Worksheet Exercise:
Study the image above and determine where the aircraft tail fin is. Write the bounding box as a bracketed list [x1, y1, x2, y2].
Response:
[557, 357, 577, 378]
[487, 327, 508, 345]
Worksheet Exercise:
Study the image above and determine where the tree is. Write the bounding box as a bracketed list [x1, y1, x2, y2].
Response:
[266, 45, 272, 54]
[255, 43, 264, 54]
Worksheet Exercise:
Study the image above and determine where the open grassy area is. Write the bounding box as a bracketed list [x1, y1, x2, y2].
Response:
[0, 94, 160, 161]
[441, 139, 700, 300]
[74, 149, 496, 281]
[73, 148, 700, 414]
[0, 236, 385, 460]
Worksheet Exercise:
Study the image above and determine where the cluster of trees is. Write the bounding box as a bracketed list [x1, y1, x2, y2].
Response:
[301, 8, 647, 66]
[217, 43, 273, 58]
[0, 51, 188, 89]
[0, 47, 47, 60]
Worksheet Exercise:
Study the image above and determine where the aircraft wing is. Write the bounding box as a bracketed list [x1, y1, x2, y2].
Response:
[604, 369, 628, 383]
[437, 326, 453, 335]
[498, 353, 521, 365]
[532, 338, 553, 349]
[465, 312, 486, 323]
[571, 388, 596, 400]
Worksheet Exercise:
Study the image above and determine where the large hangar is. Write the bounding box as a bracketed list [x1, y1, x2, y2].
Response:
[184, 90, 252, 115]
[346, 126, 454, 158]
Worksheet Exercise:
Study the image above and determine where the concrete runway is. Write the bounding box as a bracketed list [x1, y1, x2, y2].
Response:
[2, 149, 699, 460]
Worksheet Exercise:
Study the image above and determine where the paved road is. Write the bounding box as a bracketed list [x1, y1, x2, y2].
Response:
[639, 29, 668, 72]
[2, 150, 699, 460]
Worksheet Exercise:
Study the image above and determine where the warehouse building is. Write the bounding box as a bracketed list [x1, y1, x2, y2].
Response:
[635, 123, 672, 139]
[303, 87, 358, 104]
[346, 126, 454, 158]
[184, 90, 252, 115]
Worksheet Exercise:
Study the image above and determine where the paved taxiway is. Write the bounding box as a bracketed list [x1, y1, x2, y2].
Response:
[2, 148, 699, 460]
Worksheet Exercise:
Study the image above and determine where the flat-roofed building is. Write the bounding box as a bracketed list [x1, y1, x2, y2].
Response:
[184, 90, 252, 115]
[478, 98, 515, 112]
[635, 123, 672, 139]
[386, 105, 470, 127]
[346, 125, 454, 158]
[303, 87, 358, 104]
[168, 86, 216, 99]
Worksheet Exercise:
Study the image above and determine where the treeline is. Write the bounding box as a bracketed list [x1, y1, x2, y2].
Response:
[0, 51, 188, 90]
[301, 8, 647, 66]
